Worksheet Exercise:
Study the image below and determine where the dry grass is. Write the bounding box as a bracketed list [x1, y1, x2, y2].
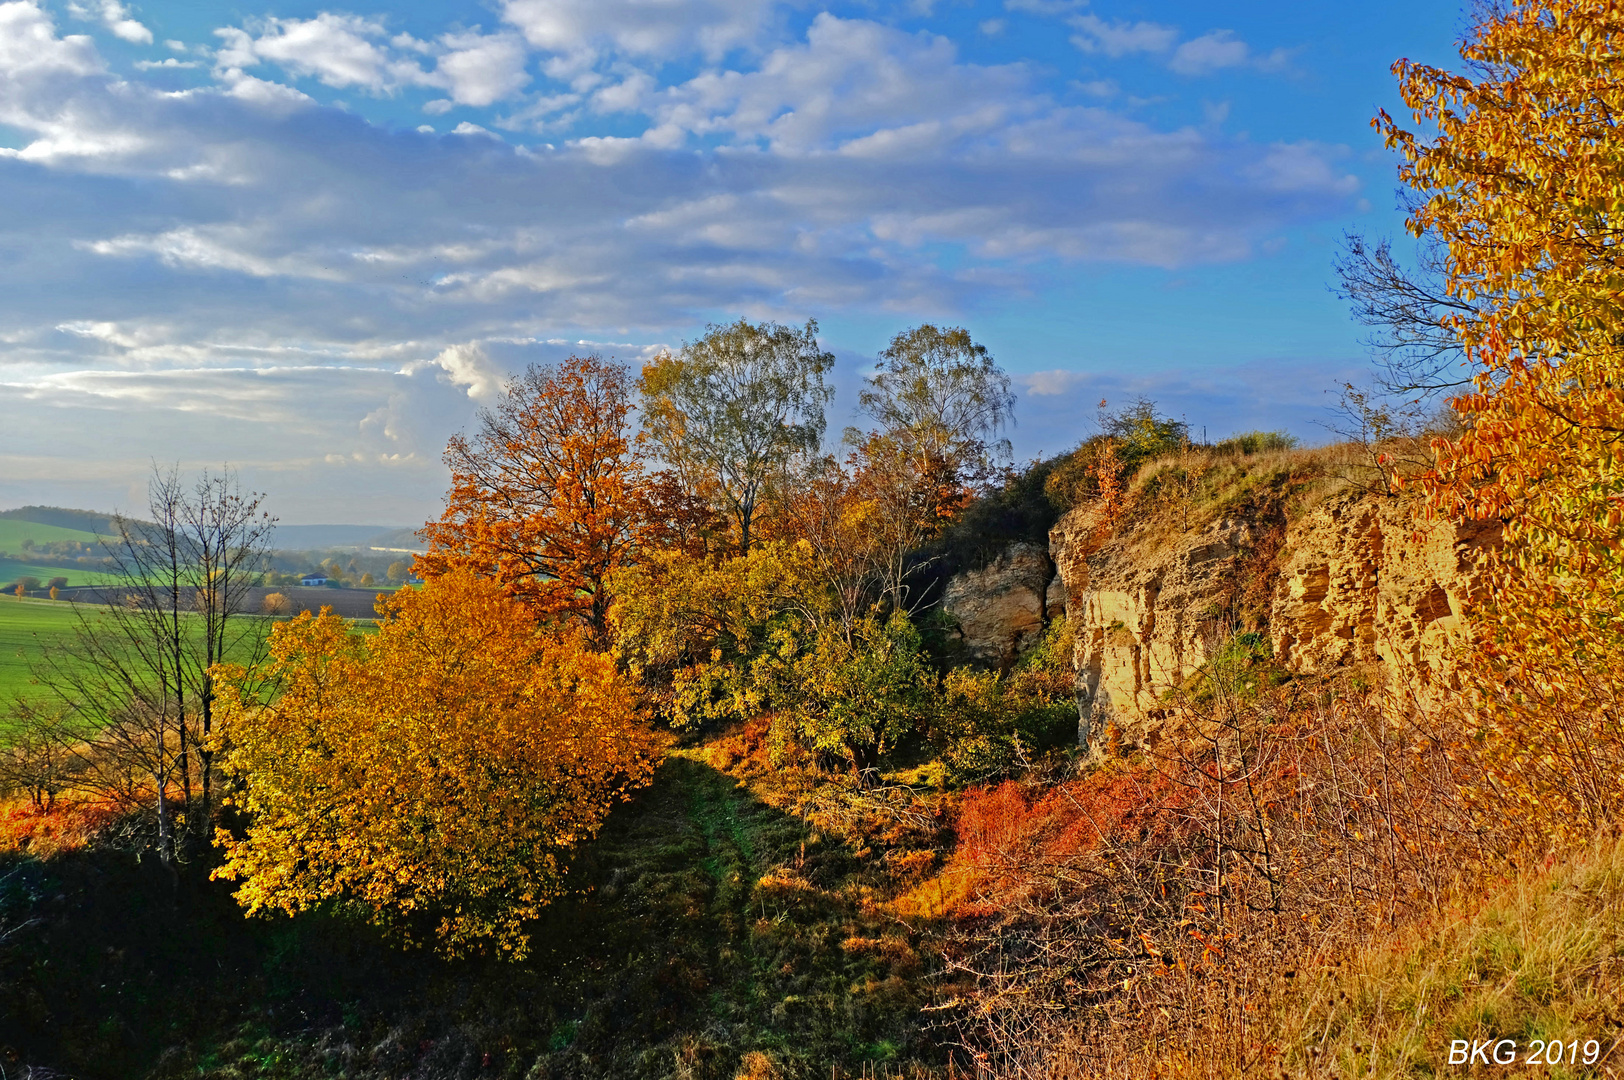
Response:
[0, 794, 122, 856]
[940, 673, 1490, 1080]
[1282, 833, 1624, 1078]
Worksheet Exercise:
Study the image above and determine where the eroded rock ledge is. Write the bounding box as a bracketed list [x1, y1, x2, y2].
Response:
[1051, 490, 1499, 744]
[941, 541, 1058, 670]
[942, 484, 1501, 747]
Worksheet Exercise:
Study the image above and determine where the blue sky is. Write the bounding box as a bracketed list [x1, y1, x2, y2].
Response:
[0, 0, 1469, 523]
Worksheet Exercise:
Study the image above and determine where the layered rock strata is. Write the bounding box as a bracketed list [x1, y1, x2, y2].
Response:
[1042, 491, 1500, 746]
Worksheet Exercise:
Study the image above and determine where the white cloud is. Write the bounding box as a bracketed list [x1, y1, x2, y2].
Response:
[214, 16, 532, 107]
[418, 342, 506, 401]
[641, 15, 1033, 156]
[215, 14, 414, 94]
[1004, 0, 1085, 13]
[1022, 369, 1085, 396]
[1247, 142, 1359, 195]
[1068, 14, 1178, 58]
[1169, 30, 1251, 76]
[66, 0, 151, 44]
[82, 226, 350, 280]
[0, 2, 102, 81]
[432, 30, 531, 107]
[1062, 14, 1288, 77]
[134, 57, 199, 70]
[498, 0, 775, 62]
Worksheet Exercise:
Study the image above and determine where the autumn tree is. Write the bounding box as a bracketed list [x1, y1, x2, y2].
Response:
[775, 456, 886, 639]
[609, 541, 826, 728]
[843, 326, 1015, 609]
[20, 467, 275, 867]
[1380, 0, 1624, 842]
[640, 319, 834, 555]
[212, 570, 660, 958]
[418, 354, 645, 636]
[786, 613, 934, 772]
[858, 324, 1015, 478]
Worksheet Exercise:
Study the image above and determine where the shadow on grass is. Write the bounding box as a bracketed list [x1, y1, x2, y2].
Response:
[0, 755, 943, 1080]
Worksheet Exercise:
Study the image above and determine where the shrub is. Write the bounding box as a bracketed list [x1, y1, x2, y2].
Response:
[781, 614, 934, 771]
[1210, 430, 1298, 456]
[931, 619, 1078, 782]
[213, 571, 662, 958]
[1044, 399, 1188, 511]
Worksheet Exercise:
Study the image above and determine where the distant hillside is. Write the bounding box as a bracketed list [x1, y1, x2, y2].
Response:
[272, 524, 409, 550]
[0, 506, 121, 535]
[0, 519, 102, 551]
[0, 509, 422, 556]
[363, 526, 424, 551]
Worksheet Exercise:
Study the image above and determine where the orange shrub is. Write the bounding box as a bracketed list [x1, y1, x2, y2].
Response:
[0, 795, 122, 857]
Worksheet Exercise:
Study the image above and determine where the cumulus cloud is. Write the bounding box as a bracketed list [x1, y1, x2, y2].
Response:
[0, 2, 101, 82]
[420, 342, 507, 401]
[0, 1, 1365, 521]
[434, 30, 532, 107]
[498, 0, 775, 62]
[66, 0, 150, 44]
[214, 15, 531, 108]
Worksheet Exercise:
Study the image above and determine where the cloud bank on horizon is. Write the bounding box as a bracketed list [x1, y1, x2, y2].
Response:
[0, 0, 1449, 522]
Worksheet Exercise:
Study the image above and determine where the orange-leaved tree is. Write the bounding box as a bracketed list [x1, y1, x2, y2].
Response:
[418, 354, 645, 636]
[211, 570, 661, 957]
[1381, 0, 1624, 842]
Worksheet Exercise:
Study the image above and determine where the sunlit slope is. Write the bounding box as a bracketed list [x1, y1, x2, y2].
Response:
[0, 519, 103, 550]
[1283, 837, 1624, 1077]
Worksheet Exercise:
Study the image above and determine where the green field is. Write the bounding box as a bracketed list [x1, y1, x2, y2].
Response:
[0, 599, 377, 719]
[0, 518, 103, 552]
[0, 557, 122, 589]
[0, 599, 87, 706]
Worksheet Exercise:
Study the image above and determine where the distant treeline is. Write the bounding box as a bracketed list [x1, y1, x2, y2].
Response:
[0, 506, 123, 535]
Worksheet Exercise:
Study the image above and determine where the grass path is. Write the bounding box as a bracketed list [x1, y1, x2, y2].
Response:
[0, 743, 947, 1078]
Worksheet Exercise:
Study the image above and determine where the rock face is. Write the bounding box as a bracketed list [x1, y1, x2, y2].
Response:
[942, 542, 1057, 669]
[1047, 490, 1501, 746]
[1049, 508, 1259, 745]
[1270, 496, 1500, 702]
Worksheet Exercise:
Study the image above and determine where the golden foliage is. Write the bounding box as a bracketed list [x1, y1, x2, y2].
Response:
[211, 570, 660, 957]
[1382, 0, 1624, 843]
[609, 541, 827, 728]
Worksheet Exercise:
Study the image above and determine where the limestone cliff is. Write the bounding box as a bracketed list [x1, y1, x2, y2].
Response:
[941, 541, 1057, 669]
[1043, 483, 1500, 745]
[1269, 496, 1499, 693]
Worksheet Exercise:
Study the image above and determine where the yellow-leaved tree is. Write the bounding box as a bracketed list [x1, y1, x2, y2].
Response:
[211, 570, 660, 957]
[1382, 0, 1624, 843]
